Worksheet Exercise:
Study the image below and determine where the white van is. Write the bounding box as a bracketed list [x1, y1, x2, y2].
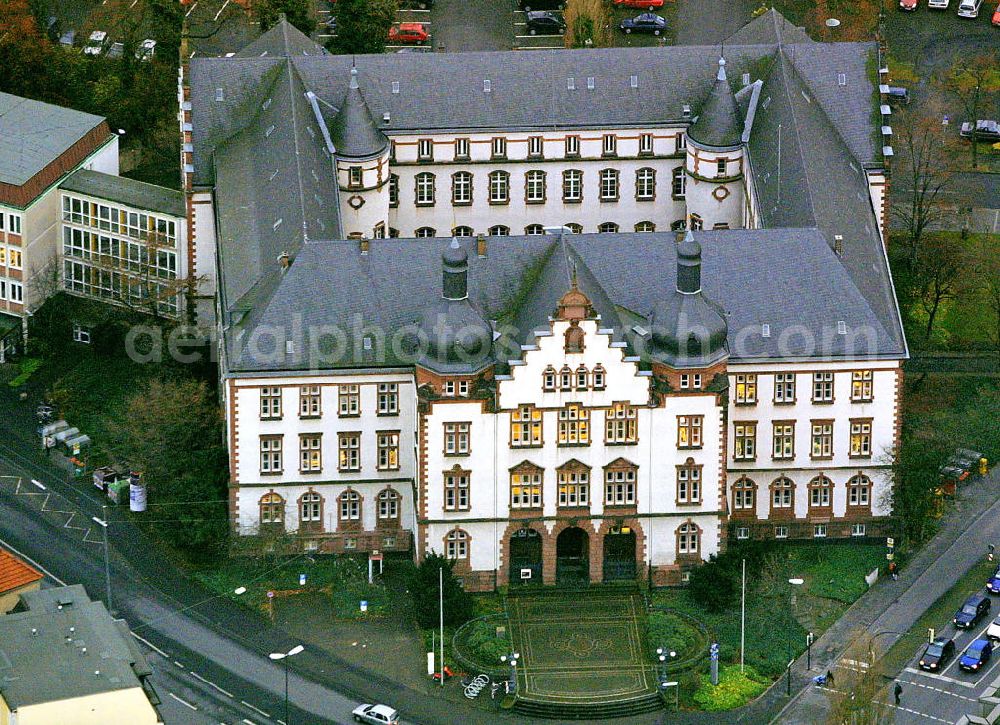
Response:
[928, 0, 949, 8]
[957, 0, 983, 15]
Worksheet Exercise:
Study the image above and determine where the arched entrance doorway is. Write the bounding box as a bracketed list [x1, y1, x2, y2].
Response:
[509, 528, 543, 585]
[556, 527, 589, 584]
[603, 528, 636, 582]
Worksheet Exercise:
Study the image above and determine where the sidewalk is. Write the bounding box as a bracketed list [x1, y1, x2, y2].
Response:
[771, 467, 1000, 724]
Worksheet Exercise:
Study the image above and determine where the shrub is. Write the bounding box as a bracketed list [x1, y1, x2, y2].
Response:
[688, 554, 737, 612]
[693, 665, 769, 711]
[465, 618, 511, 665]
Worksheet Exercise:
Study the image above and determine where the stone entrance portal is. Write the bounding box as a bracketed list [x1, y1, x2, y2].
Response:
[556, 527, 589, 584]
[509, 527, 543, 585]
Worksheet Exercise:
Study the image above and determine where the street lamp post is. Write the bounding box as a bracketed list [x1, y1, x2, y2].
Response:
[656, 647, 677, 683]
[269, 644, 304, 724]
[787, 578, 804, 696]
[500, 651, 520, 693]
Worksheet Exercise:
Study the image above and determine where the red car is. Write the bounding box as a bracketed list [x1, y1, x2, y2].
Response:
[614, 0, 665, 8]
[388, 23, 429, 44]
[992, 1, 1000, 24]
[899, 0, 918, 9]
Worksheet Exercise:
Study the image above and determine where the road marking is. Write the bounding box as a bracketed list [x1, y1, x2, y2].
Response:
[992, 209, 998, 233]
[897, 676, 977, 701]
[31, 479, 45, 490]
[241, 701, 270, 718]
[174, 660, 186, 669]
[903, 666, 977, 687]
[169, 692, 198, 711]
[131, 632, 169, 658]
[185, 0, 197, 16]
[190, 670, 235, 698]
[91, 516, 107, 528]
[817, 687, 951, 722]
[214, 0, 231, 21]
[242, 720, 257, 725]
[0, 537, 67, 585]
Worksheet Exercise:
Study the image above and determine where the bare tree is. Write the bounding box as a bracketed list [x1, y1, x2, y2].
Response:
[967, 232, 1000, 363]
[890, 110, 952, 272]
[825, 630, 896, 725]
[914, 233, 966, 343]
[946, 52, 1000, 170]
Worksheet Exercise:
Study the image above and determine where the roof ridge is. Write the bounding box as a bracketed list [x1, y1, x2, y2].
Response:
[774, 49, 820, 227]
[284, 59, 310, 243]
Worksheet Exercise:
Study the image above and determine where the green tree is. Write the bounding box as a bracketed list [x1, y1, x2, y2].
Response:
[687, 553, 737, 613]
[408, 553, 474, 628]
[328, 0, 397, 55]
[109, 379, 229, 560]
[886, 424, 947, 546]
[256, 0, 317, 36]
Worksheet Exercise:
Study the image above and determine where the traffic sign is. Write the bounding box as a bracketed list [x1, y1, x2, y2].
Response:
[370, 550, 383, 562]
[267, 590, 275, 599]
[887, 537, 894, 547]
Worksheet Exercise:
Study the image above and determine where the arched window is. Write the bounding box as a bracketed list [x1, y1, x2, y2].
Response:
[259, 492, 285, 526]
[542, 365, 557, 391]
[445, 528, 469, 560]
[415, 172, 435, 206]
[525, 224, 545, 235]
[564, 223, 583, 233]
[598, 222, 619, 233]
[771, 476, 793, 510]
[565, 323, 585, 352]
[634, 221, 656, 232]
[299, 491, 322, 523]
[676, 521, 700, 555]
[488, 170, 510, 204]
[575, 364, 589, 389]
[559, 365, 573, 390]
[556, 460, 590, 507]
[377, 488, 400, 520]
[808, 475, 833, 510]
[488, 224, 510, 236]
[415, 227, 436, 238]
[338, 489, 361, 522]
[848, 474, 872, 508]
[451, 171, 473, 205]
[732, 476, 756, 511]
[525, 170, 546, 203]
[452, 225, 474, 237]
[592, 364, 606, 390]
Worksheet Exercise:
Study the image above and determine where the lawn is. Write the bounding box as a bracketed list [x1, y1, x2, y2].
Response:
[902, 375, 1000, 465]
[652, 543, 885, 681]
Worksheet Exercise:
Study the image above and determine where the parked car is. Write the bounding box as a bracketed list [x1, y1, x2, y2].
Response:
[518, 0, 564, 10]
[957, 0, 984, 15]
[619, 12, 667, 34]
[987, 615, 1000, 640]
[961, 638, 994, 672]
[83, 30, 107, 56]
[886, 86, 910, 105]
[352, 704, 399, 725]
[955, 592, 991, 629]
[526, 10, 566, 34]
[899, 0, 918, 8]
[135, 38, 156, 61]
[960, 120, 1000, 143]
[401, 0, 433, 7]
[388, 23, 429, 44]
[988, 567, 1000, 594]
[919, 637, 956, 671]
[993, 1, 1000, 24]
[928, 0, 949, 7]
[614, 0, 665, 8]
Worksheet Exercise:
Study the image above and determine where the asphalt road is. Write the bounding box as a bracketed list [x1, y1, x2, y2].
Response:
[675, 0, 753, 45]
[423, 0, 513, 52]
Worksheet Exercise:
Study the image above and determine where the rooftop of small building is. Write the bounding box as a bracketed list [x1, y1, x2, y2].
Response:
[0, 549, 42, 594]
[0, 93, 107, 187]
[0, 585, 151, 709]
[60, 170, 186, 218]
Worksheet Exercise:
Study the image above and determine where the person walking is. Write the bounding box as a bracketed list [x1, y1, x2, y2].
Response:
[894, 682, 903, 705]
[888, 561, 899, 581]
[825, 669, 834, 686]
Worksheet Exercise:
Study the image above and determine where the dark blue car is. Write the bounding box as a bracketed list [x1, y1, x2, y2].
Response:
[619, 12, 666, 34]
[986, 567, 1000, 594]
[955, 593, 991, 629]
[960, 638, 993, 672]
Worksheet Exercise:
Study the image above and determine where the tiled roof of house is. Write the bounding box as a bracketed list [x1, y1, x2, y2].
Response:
[0, 548, 42, 593]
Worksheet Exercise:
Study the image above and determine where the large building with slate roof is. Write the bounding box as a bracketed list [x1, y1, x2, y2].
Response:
[186, 12, 907, 588]
[0, 92, 190, 360]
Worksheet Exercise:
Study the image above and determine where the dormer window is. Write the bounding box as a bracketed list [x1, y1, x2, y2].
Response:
[592, 364, 606, 390]
[559, 365, 573, 391]
[528, 136, 544, 157]
[418, 138, 434, 160]
[492, 137, 507, 159]
[565, 323, 585, 353]
[639, 133, 654, 155]
[575, 365, 589, 390]
[543, 365, 557, 391]
[602, 134, 617, 156]
[454, 137, 469, 159]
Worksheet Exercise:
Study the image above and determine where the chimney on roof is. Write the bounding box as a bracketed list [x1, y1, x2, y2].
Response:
[676, 231, 702, 295]
[442, 239, 468, 301]
[360, 238, 370, 255]
[277, 252, 291, 269]
[476, 235, 487, 258]
[834, 235, 844, 256]
[682, 105, 692, 119]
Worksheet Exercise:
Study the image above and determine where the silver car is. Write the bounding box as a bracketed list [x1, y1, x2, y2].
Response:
[352, 703, 400, 725]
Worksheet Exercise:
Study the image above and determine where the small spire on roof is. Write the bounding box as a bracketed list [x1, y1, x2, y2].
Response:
[684, 229, 695, 243]
[570, 262, 579, 290]
[350, 66, 359, 90]
[717, 56, 727, 82]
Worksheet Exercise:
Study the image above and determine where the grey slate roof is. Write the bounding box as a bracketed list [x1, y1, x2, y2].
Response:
[60, 170, 185, 217]
[328, 68, 389, 159]
[227, 231, 900, 373]
[0, 585, 151, 709]
[0, 93, 105, 186]
[687, 58, 743, 149]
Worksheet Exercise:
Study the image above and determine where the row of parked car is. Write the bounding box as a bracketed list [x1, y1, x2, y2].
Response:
[64, 30, 156, 60]
[919, 569, 1000, 675]
[899, 0, 1000, 25]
